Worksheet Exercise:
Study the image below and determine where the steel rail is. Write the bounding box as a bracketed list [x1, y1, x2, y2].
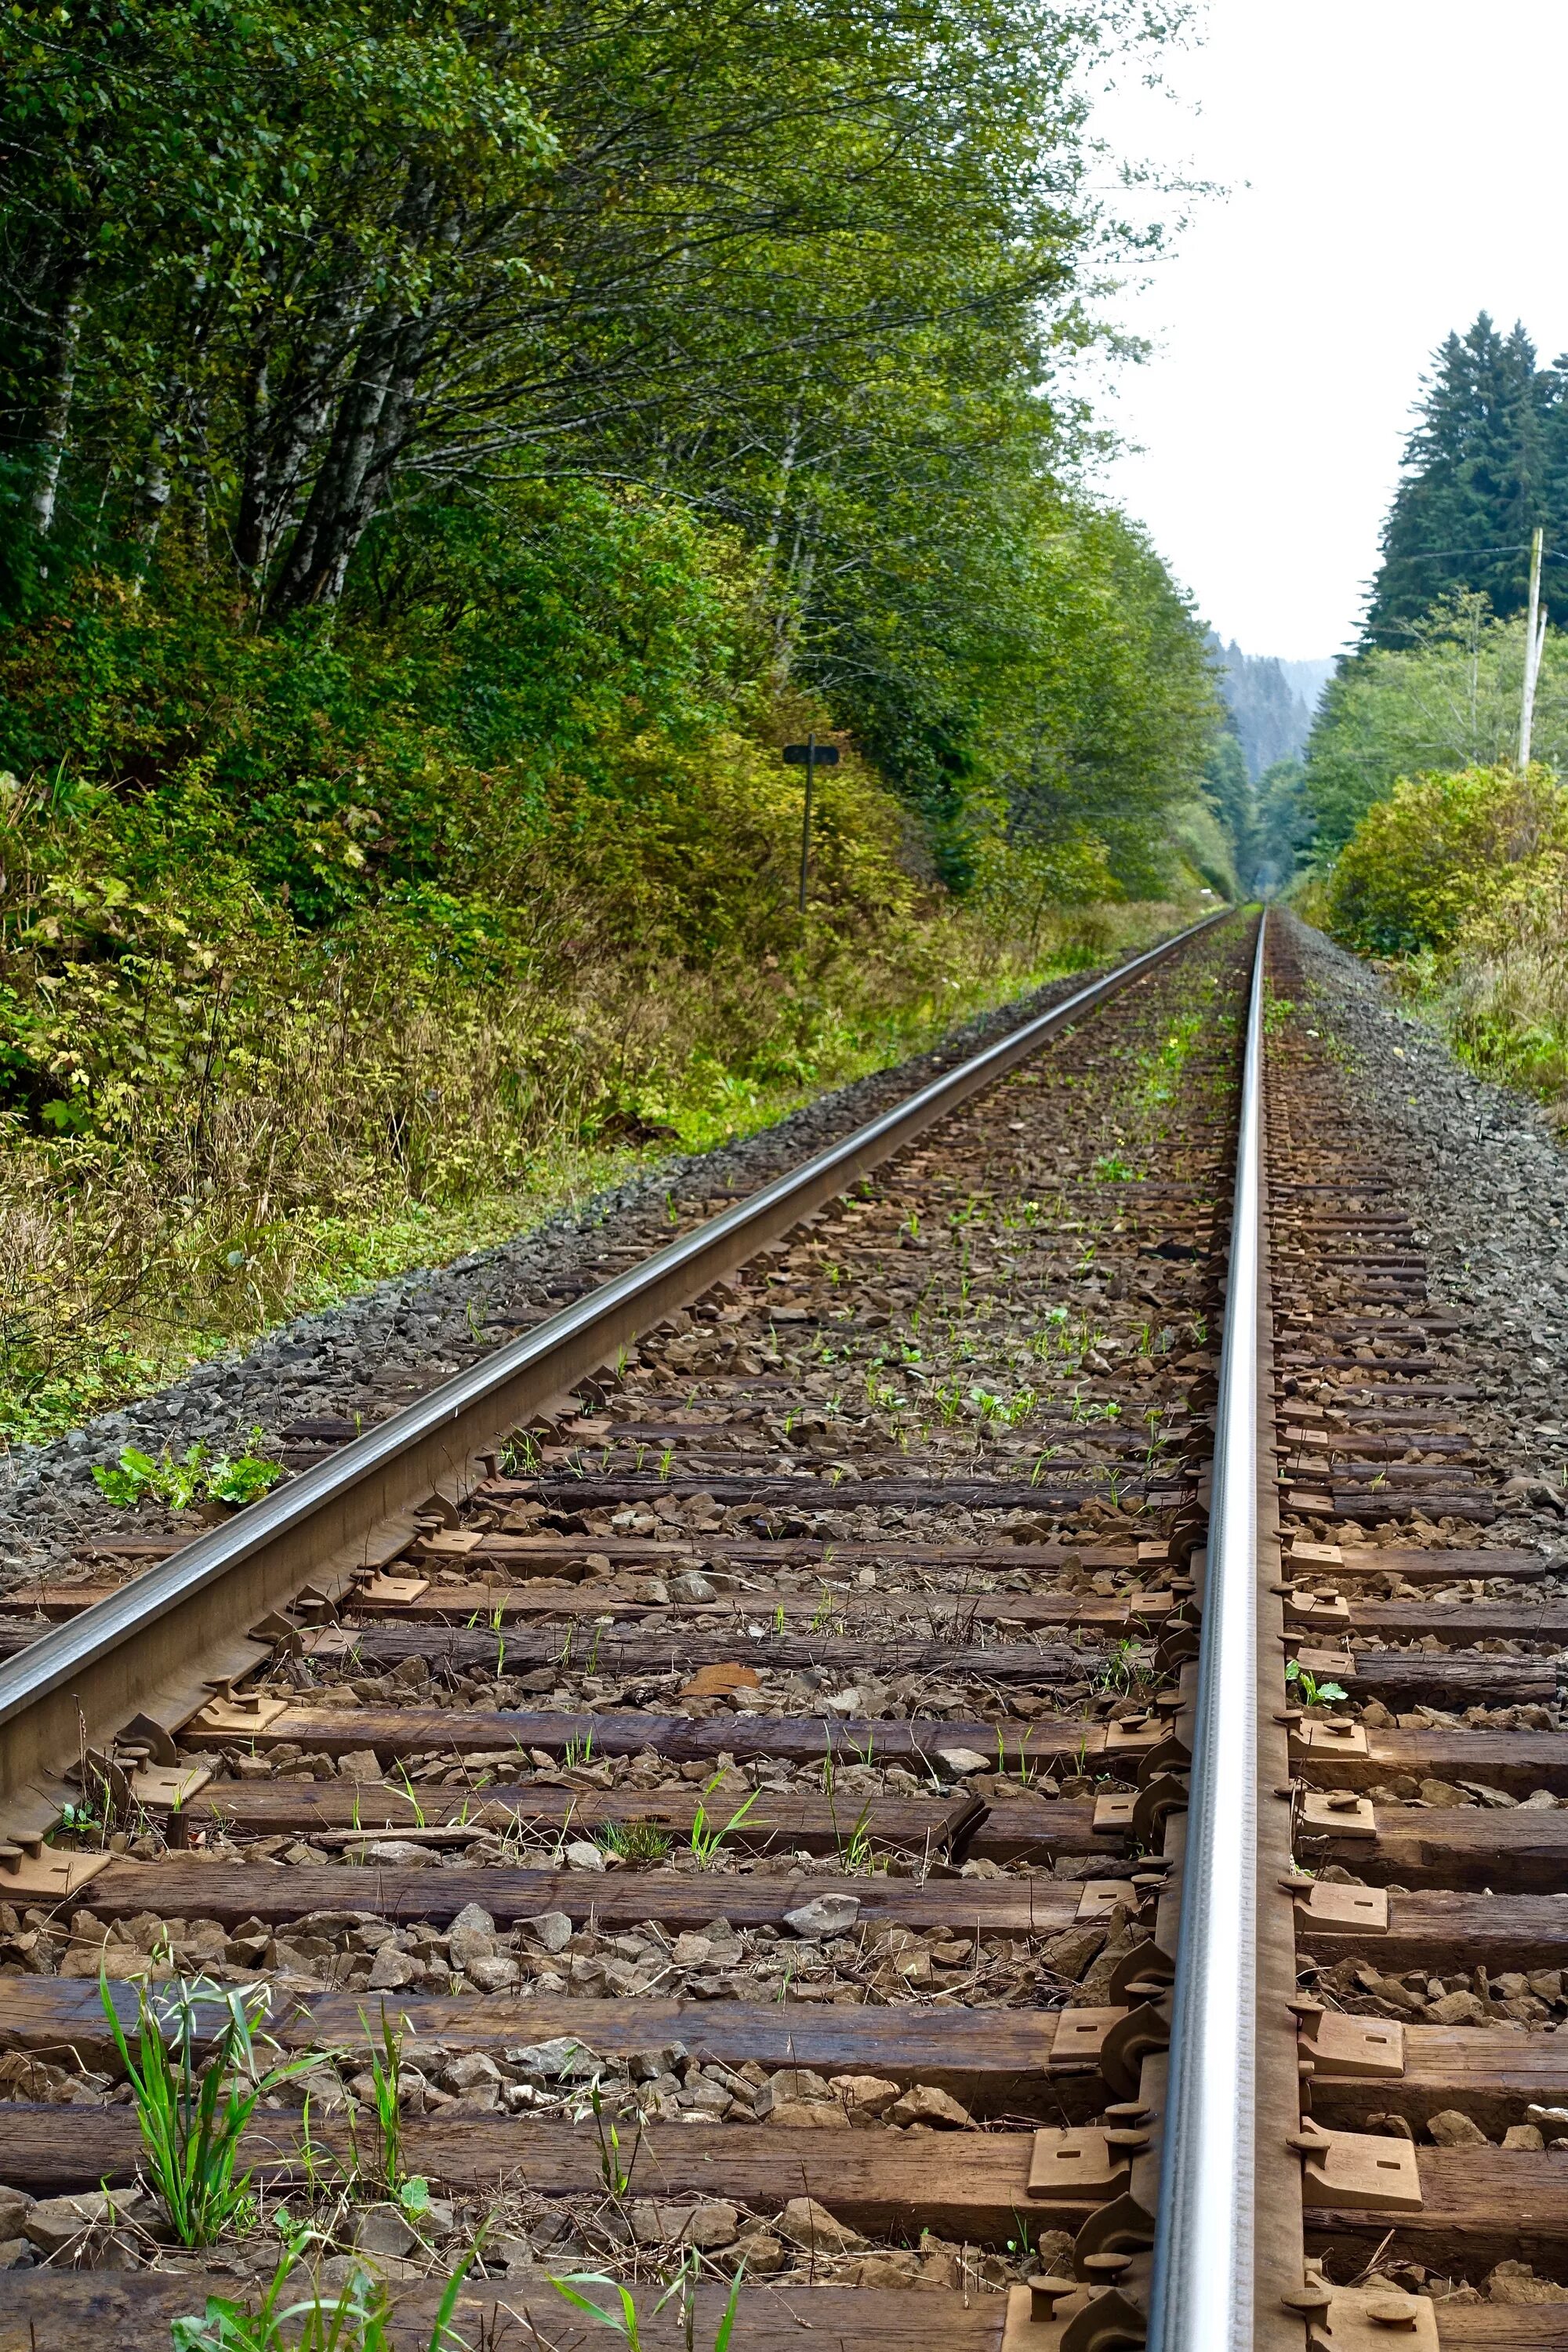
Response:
[1145, 912, 1266, 2352]
[0, 913, 1227, 1821]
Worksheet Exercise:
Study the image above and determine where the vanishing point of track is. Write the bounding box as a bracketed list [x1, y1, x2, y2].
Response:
[0, 909, 1563, 2347]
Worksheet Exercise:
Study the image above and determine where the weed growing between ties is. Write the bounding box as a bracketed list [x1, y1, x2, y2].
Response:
[172, 2233, 476, 2352]
[550, 2252, 747, 2352]
[103, 1973, 326, 2247]
[93, 1437, 283, 1510]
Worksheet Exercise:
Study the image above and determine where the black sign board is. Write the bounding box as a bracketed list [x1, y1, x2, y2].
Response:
[782, 742, 840, 765]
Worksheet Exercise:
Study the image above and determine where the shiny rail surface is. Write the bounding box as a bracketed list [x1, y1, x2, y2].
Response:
[1148, 916, 1265, 2351]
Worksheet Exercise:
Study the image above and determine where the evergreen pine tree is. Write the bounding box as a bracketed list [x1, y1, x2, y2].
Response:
[1364, 314, 1562, 641]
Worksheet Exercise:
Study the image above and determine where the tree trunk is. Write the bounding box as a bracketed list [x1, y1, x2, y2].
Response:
[266, 172, 446, 612]
[235, 278, 364, 586]
[27, 267, 87, 535]
[130, 436, 170, 561]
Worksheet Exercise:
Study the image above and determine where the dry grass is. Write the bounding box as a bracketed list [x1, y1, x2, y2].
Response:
[0, 890, 1199, 1445]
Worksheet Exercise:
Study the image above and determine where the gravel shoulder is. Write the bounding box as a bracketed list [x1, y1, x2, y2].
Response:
[0, 949, 1169, 1583]
[1281, 909, 1568, 1532]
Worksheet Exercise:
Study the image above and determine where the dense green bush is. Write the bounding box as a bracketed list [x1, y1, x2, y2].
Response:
[1324, 763, 1568, 955]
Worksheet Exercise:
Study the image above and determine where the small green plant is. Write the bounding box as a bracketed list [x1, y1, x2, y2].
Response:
[172, 2223, 476, 2350]
[358, 2009, 407, 2195]
[93, 1439, 283, 1512]
[1091, 1154, 1137, 1182]
[1284, 1660, 1348, 1708]
[597, 1817, 672, 1863]
[104, 1973, 326, 2248]
[840, 1806, 877, 1874]
[935, 1379, 965, 1425]
[397, 2174, 433, 2221]
[389, 1765, 426, 1828]
[582, 2073, 640, 2194]
[1097, 1637, 1144, 1697]
[205, 1451, 287, 1506]
[563, 1730, 595, 1769]
[688, 1774, 760, 1867]
[550, 2251, 745, 2352]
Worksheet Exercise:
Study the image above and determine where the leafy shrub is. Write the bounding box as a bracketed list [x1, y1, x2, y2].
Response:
[1324, 763, 1568, 954]
[93, 1441, 282, 1510]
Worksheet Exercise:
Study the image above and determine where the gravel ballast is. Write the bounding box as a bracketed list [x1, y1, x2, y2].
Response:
[1282, 909, 1568, 1532]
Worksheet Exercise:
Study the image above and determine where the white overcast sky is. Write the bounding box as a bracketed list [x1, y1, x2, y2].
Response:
[1085, 0, 1568, 662]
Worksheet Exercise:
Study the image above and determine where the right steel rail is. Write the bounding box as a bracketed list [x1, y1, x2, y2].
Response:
[1146, 910, 1267, 2352]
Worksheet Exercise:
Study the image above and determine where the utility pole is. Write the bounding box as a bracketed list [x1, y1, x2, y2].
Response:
[782, 734, 840, 909]
[1520, 526, 1548, 768]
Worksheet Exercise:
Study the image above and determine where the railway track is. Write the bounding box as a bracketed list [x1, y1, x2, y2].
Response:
[0, 908, 1563, 2346]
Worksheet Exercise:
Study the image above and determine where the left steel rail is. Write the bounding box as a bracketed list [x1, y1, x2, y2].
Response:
[0, 914, 1226, 1827]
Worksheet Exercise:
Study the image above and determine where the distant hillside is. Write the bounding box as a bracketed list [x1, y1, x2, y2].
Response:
[1279, 657, 1335, 712]
[1209, 638, 1330, 779]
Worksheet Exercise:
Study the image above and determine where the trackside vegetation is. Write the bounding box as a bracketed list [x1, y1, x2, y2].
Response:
[1297, 312, 1568, 1123]
[0, 0, 1223, 1441]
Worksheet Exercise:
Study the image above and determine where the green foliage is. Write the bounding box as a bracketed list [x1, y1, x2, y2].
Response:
[550, 2256, 746, 2352]
[967, 508, 1223, 898]
[1284, 1660, 1348, 1708]
[595, 1819, 672, 1864]
[0, 0, 1219, 1447]
[688, 1776, 761, 1867]
[103, 1972, 325, 2248]
[1365, 314, 1568, 643]
[206, 1453, 287, 1505]
[1166, 795, 1237, 902]
[357, 2009, 406, 2197]
[1324, 763, 1568, 956]
[92, 1440, 282, 1510]
[1202, 731, 1253, 891]
[172, 2226, 474, 2351]
[1254, 759, 1312, 889]
[1303, 597, 1568, 855]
